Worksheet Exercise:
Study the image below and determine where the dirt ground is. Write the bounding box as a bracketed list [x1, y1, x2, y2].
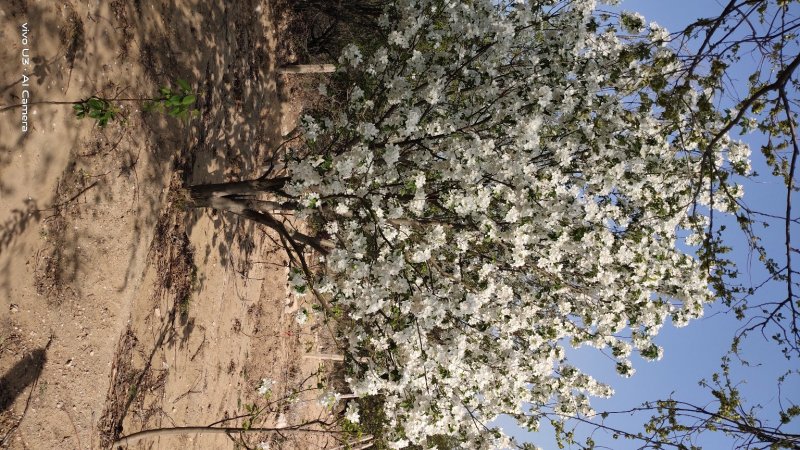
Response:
[0, 1, 343, 449]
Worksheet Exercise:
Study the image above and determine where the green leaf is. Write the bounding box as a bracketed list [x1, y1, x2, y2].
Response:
[181, 94, 196, 105]
[176, 79, 191, 92]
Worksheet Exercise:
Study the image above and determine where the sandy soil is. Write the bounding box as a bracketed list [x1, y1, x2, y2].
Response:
[0, 1, 342, 449]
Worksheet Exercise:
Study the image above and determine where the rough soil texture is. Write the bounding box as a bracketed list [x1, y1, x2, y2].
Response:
[0, 1, 341, 449]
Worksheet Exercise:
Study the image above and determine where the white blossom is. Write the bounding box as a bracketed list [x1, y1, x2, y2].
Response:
[345, 402, 361, 423]
[257, 378, 274, 396]
[295, 309, 308, 325]
[319, 391, 341, 409]
[340, 44, 364, 68]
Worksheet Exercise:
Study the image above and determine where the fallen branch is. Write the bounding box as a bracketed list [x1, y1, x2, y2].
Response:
[113, 423, 331, 447]
[303, 352, 345, 362]
[330, 435, 374, 450]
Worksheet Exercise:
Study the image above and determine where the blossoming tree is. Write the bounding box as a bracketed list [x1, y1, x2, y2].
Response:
[186, 0, 749, 447]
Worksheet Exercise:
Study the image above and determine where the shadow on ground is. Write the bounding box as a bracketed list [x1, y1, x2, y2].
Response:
[127, 0, 286, 269]
[0, 346, 48, 413]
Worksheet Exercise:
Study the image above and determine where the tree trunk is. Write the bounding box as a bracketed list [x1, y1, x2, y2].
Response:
[186, 178, 332, 256]
[187, 177, 290, 205]
[278, 64, 336, 74]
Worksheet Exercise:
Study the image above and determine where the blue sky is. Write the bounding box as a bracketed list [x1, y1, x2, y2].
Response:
[498, 1, 800, 448]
